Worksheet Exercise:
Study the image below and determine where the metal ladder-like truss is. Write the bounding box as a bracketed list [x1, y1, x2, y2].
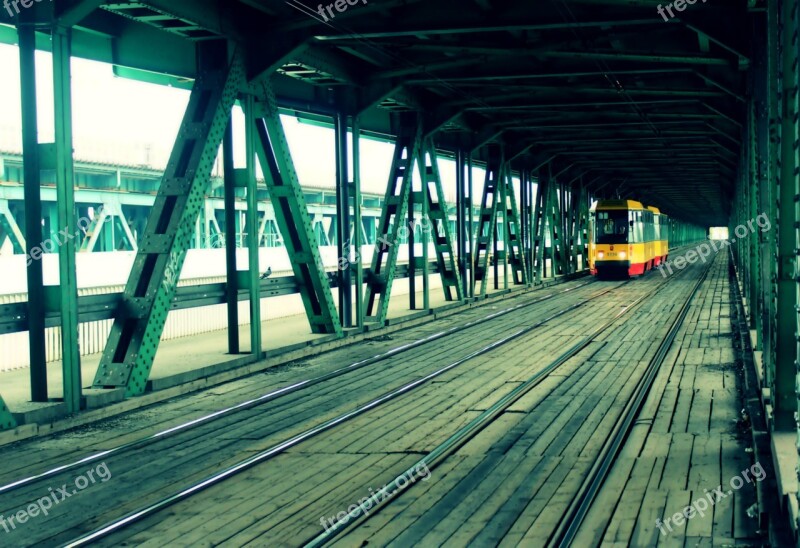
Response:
[499, 168, 528, 285]
[364, 126, 420, 323]
[549, 181, 566, 277]
[531, 176, 546, 283]
[93, 46, 244, 395]
[532, 175, 566, 279]
[472, 157, 503, 296]
[253, 82, 342, 336]
[419, 138, 463, 301]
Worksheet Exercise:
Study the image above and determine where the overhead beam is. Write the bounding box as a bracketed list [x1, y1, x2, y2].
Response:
[315, 18, 661, 40]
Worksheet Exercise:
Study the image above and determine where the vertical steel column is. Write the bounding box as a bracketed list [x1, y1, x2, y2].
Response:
[582, 184, 590, 270]
[421, 146, 430, 310]
[352, 118, 364, 328]
[500, 166, 509, 290]
[244, 96, 262, 357]
[456, 149, 468, 297]
[519, 169, 528, 283]
[335, 111, 352, 327]
[528, 172, 535, 281]
[52, 26, 81, 412]
[467, 153, 475, 298]
[531, 175, 538, 280]
[763, 0, 780, 391]
[776, 0, 798, 430]
[748, 102, 761, 331]
[753, 8, 774, 387]
[223, 120, 240, 354]
[19, 25, 47, 402]
[560, 182, 569, 275]
[408, 147, 418, 309]
[532, 170, 546, 282]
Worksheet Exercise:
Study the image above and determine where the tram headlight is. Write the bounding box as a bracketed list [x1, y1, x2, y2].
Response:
[619, 252, 627, 259]
[598, 251, 605, 259]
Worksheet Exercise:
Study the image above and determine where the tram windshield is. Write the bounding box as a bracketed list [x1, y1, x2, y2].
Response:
[595, 210, 629, 244]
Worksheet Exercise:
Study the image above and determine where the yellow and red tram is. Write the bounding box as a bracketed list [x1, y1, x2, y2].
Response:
[589, 200, 670, 278]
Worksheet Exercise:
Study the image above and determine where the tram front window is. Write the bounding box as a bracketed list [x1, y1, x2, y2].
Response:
[595, 211, 629, 245]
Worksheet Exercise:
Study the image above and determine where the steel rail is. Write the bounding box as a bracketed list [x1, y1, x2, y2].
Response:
[0, 279, 598, 496]
[302, 254, 708, 547]
[60, 283, 620, 548]
[548, 254, 715, 547]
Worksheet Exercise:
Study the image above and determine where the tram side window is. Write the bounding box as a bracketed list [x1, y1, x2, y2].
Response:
[654, 215, 661, 241]
[595, 211, 629, 244]
[628, 211, 644, 243]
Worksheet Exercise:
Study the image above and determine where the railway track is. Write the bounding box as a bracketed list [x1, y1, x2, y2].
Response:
[0, 277, 597, 496]
[305, 252, 715, 547]
[0, 275, 612, 546]
[60, 282, 624, 547]
[0, 247, 711, 547]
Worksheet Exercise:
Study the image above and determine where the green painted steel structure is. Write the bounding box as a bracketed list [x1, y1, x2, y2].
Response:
[364, 119, 420, 323]
[499, 164, 528, 286]
[253, 81, 342, 335]
[0, 3, 777, 509]
[472, 150, 503, 297]
[93, 44, 244, 395]
[420, 137, 464, 302]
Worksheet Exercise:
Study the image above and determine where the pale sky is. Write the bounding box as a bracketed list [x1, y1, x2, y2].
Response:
[0, 42, 487, 202]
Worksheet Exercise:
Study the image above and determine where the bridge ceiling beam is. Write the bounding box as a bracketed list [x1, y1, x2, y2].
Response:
[1, 0, 753, 228]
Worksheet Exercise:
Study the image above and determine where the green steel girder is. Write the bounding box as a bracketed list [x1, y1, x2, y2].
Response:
[578, 186, 590, 271]
[56, 0, 106, 27]
[761, 0, 779, 411]
[243, 95, 264, 353]
[1, 0, 752, 229]
[315, 16, 665, 41]
[364, 118, 421, 323]
[531, 174, 547, 283]
[92, 43, 244, 396]
[748, 102, 760, 332]
[542, 169, 566, 278]
[499, 164, 528, 286]
[52, 25, 82, 413]
[472, 152, 503, 296]
[775, 0, 799, 431]
[19, 25, 48, 403]
[252, 82, 341, 336]
[419, 138, 463, 301]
